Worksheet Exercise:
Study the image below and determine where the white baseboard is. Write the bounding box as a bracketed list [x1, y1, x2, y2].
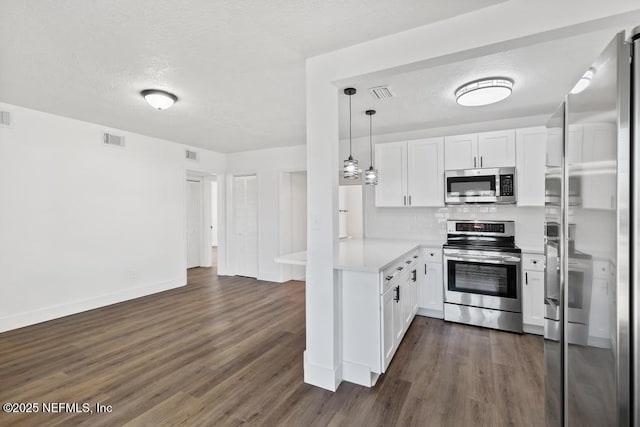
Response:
[523, 323, 544, 335]
[0, 278, 185, 333]
[342, 360, 379, 387]
[417, 307, 444, 319]
[303, 350, 342, 391]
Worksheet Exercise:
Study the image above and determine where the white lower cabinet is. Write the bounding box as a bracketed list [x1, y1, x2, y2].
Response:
[522, 253, 545, 333]
[417, 248, 444, 318]
[382, 286, 395, 369]
[341, 249, 419, 387]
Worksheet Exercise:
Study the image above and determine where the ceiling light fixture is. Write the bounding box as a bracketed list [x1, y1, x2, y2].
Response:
[141, 89, 178, 110]
[364, 109, 378, 185]
[570, 68, 595, 94]
[455, 77, 513, 107]
[343, 88, 359, 179]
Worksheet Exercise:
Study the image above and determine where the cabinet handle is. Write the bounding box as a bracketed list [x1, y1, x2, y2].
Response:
[404, 195, 407, 206]
[525, 272, 528, 285]
[412, 269, 417, 282]
[481, 156, 483, 168]
[394, 285, 400, 302]
[409, 195, 412, 205]
[425, 264, 427, 275]
[474, 157, 477, 168]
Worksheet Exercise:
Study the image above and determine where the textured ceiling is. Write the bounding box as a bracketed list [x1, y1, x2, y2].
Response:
[0, 0, 504, 153]
[339, 29, 616, 139]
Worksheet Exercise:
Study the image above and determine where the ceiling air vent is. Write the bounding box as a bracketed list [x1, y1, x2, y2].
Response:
[103, 132, 125, 147]
[368, 86, 395, 100]
[0, 111, 11, 127]
[185, 150, 198, 161]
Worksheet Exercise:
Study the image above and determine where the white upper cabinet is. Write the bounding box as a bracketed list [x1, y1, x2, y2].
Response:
[444, 133, 477, 169]
[444, 130, 515, 170]
[375, 142, 407, 207]
[375, 138, 444, 208]
[477, 130, 516, 168]
[407, 137, 444, 207]
[516, 127, 547, 206]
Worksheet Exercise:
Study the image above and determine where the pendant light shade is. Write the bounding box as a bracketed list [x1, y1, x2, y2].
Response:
[343, 88, 359, 179]
[364, 109, 378, 185]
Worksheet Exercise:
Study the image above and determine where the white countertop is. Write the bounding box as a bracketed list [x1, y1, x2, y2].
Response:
[335, 238, 424, 273]
[274, 238, 444, 274]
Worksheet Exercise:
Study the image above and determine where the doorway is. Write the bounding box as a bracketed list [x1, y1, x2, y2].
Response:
[338, 184, 363, 239]
[186, 178, 203, 269]
[279, 170, 308, 281]
[210, 177, 218, 268]
[232, 174, 258, 278]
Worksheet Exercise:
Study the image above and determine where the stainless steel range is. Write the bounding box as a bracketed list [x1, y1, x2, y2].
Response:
[443, 220, 522, 333]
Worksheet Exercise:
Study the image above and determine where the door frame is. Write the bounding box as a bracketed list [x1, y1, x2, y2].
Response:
[186, 177, 204, 269]
[185, 171, 220, 270]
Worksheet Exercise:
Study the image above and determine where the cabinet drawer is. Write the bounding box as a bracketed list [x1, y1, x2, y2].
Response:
[523, 253, 545, 271]
[423, 248, 442, 263]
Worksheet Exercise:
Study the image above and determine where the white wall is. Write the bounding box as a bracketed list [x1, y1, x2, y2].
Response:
[225, 145, 306, 282]
[0, 102, 225, 332]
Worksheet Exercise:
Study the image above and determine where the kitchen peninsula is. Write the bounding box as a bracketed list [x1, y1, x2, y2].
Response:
[276, 238, 444, 387]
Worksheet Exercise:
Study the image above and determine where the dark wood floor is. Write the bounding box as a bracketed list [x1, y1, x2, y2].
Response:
[0, 264, 544, 426]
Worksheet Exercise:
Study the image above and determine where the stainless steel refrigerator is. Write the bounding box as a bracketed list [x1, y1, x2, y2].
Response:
[544, 27, 639, 426]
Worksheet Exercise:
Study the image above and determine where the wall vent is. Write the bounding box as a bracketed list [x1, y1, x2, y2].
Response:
[103, 132, 125, 147]
[0, 111, 11, 127]
[185, 150, 198, 161]
[368, 86, 395, 100]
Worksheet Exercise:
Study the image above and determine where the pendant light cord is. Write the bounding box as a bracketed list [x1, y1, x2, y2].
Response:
[369, 113, 373, 168]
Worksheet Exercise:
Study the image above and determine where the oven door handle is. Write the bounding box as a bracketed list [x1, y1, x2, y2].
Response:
[445, 255, 521, 265]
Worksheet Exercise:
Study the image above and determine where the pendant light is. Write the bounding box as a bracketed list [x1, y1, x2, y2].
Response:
[364, 109, 378, 185]
[343, 88, 359, 179]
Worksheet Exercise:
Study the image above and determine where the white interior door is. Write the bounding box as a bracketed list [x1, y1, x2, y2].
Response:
[186, 179, 202, 269]
[233, 175, 258, 278]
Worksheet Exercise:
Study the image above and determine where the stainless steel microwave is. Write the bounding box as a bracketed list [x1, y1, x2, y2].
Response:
[444, 167, 516, 204]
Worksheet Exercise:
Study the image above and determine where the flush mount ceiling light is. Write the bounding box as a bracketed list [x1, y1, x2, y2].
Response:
[570, 68, 595, 94]
[455, 77, 513, 107]
[343, 88, 359, 179]
[141, 89, 178, 110]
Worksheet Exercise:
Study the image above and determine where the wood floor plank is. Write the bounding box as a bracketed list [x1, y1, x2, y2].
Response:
[0, 257, 544, 426]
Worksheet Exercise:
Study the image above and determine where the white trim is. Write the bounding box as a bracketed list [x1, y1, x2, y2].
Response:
[0, 277, 185, 333]
[342, 360, 380, 387]
[303, 350, 343, 391]
[523, 323, 544, 335]
[416, 308, 444, 319]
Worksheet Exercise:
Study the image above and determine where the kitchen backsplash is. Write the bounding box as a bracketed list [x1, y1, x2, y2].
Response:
[362, 186, 545, 251]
